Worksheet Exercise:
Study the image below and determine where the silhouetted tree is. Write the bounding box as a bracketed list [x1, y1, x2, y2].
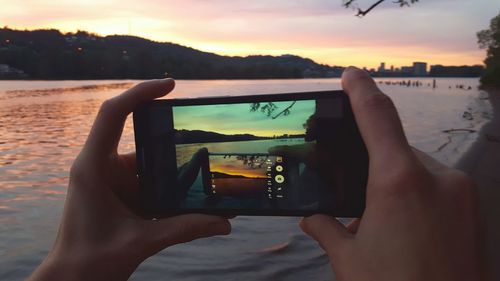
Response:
[477, 11, 500, 87]
[250, 101, 296, 119]
[343, 0, 418, 17]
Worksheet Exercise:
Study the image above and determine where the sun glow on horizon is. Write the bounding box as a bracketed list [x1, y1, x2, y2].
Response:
[210, 167, 266, 179]
[0, 0, 495, 68]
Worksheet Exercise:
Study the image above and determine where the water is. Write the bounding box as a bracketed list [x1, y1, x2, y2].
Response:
[176, 139, 305, 166]
[0, 78, 492, 280]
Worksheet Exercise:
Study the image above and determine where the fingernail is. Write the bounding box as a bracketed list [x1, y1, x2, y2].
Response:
[214, 220, 231, 235]
[344, 66, 359, 73]
[159, 77, 174, 83]
[299, 218, 309, 233]
[209, 219, 231, 235]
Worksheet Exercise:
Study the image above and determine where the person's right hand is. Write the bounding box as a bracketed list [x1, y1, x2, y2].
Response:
[300, 67, 480, 281]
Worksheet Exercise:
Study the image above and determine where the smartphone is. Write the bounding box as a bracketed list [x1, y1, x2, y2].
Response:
[133, 90, 368, 217]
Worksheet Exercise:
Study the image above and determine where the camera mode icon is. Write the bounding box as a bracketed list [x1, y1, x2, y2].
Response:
[274, 174, 285, 184]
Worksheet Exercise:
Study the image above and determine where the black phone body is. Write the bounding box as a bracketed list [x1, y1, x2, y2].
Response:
[133, 90, 368, 217]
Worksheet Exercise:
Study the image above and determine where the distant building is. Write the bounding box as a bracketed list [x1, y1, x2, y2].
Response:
[371, 61, 429, 77]
[378, 62, 386, 73]
[429, 65, 485, 77]
[412, 62, 427, 76]
[401, 66, 413, 74]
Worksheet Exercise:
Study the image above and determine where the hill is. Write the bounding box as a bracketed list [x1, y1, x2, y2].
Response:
[174, 129, 269, 144]
[211, 172, 251, 179]
[0, 28, 343, 80]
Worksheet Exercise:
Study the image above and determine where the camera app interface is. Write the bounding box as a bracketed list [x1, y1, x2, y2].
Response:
[207, 154, 285, 200]
[145, 95, 367, 213]
[172, 99, 316, 210]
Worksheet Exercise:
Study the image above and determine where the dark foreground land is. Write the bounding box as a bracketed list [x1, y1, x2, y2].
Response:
[455, 88, 500, 280]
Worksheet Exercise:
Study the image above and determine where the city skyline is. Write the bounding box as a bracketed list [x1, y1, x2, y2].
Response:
[0, 0, 497, 69]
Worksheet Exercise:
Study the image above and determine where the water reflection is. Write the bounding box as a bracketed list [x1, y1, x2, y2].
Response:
[0, 78, 491, 281]
[0, 99, 102, 200]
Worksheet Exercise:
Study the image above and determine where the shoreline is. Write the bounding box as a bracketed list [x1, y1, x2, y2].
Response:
[454, 87, 500, 281]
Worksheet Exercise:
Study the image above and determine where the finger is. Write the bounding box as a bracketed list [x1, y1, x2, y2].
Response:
[346, 218, 360, 234]
[300, 214, 352, 260]
[84, 78, 175, 158]
[113, 152, 141, 210]
[411, 147, 448, 172]
[142, 214, 231, 254]
[120, 152, 137, 173]
[341, 67, 412, 163]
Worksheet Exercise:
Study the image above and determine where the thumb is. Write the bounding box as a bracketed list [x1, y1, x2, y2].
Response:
[340, 67, 411, 164]
[141, 214, 231, 255]
[300, 214, 352, 260]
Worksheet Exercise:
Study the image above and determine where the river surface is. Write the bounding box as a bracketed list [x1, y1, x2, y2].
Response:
[0, 78, 492, 280]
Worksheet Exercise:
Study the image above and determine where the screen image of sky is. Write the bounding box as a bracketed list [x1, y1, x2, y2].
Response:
[172, 100, 316, 137]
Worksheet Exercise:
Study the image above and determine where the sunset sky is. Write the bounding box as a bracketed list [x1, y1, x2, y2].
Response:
[1, 0, 497, 68]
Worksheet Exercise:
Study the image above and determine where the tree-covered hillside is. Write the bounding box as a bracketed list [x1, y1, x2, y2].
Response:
[0, 28, 342, 79]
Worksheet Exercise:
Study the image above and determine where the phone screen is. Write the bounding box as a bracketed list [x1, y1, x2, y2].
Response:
[134, 91, 368, 216]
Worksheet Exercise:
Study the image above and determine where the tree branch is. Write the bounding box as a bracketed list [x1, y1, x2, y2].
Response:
[272, 101, 296, 119]
[356, 0, 386, 17]
[343, 0, 356, 8]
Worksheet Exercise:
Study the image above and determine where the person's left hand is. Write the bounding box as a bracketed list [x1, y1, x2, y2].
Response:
[29, 79, 231, 281]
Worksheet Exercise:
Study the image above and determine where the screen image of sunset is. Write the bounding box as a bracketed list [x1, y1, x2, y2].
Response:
[209, 156, 268, 179]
